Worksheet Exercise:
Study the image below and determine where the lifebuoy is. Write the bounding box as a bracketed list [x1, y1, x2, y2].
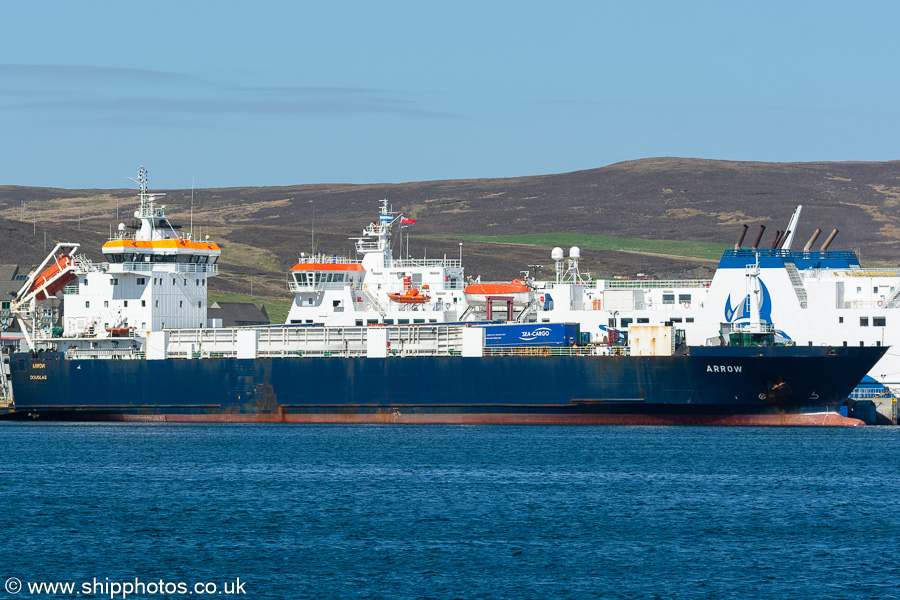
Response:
[683, 302, 690, 308]
[878, 300, 883, 307]
[366, 303, 371, 310]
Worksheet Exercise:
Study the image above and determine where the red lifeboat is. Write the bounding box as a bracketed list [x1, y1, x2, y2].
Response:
[27, 254, 77, 301]
[464, 279, 534, 307]
[388, 288, 431, 304]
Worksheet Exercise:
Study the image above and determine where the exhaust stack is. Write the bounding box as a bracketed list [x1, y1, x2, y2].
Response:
[751, 225, 766, 250]
[777, 230, 791, 249]
[803, 228, 822, 252]
[820, 229, 839, 251]
[735, 224, 749, 250]
[770, 230, 783, 249]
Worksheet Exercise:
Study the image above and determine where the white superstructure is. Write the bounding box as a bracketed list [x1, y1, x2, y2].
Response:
[62, 167, 220, 337]
[285, 199, 466, 326]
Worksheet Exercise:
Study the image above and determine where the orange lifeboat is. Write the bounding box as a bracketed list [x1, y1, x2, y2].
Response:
[464, 279, 534, 307]
[27, 254, 77, 301]
[106, 327, 135, 337]
[388, 288, 431, 304]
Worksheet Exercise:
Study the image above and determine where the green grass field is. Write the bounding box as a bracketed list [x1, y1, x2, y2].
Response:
[423, 233, 729, 261]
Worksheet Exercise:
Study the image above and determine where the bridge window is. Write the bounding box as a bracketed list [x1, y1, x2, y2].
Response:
[637, 318, 650, 323]
[874, 317, 886, 327]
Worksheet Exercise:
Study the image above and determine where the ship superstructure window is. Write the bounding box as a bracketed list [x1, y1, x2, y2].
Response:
[137, 278, 146, 285]
[874, 287, 879, 293]
[142, 301, 146, 307]
[860, 317, 869, 326]
[874, 317, 886, 327]
[1, 301, 8, 310]
[662, 294, 675, 304]
[111, 278, 119, 285]
[839, 317, 844, 323]
[678, 294, 691, 304]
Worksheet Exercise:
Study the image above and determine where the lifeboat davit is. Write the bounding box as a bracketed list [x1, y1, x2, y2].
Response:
[464, 279, 534, 308]
[388, 289, 431, 304]
[27, 254, 77, 301]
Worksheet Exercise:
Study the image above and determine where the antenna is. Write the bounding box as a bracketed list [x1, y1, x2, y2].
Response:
[311, 200, 316, 255]
[190, 175, 195, 241]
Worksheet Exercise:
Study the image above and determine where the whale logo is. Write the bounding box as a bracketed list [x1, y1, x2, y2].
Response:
[724, 278, 773, 324]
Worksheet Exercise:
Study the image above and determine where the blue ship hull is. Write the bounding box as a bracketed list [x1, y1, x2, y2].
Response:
[3, 345, 886, 425]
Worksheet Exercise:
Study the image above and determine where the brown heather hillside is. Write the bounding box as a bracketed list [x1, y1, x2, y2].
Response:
[1, 157, 899, 300]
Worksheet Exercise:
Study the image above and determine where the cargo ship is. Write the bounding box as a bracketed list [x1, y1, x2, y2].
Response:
[0, 168, 887, 425]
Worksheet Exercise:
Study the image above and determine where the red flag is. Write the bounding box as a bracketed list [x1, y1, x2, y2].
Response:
[401, 217, 416, 224]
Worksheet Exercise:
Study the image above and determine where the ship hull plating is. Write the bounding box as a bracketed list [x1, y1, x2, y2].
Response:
[5, 346, 884, 426]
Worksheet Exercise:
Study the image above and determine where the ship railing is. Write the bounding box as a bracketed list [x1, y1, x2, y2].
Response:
[288, 281, 347, 293]
[483, 346, 628, 357]
[163, 324, 465, 358]
[65, 348, 144, 360]
[394, 259, 462, 269]
[293, 255, 361, 265]
[837, 269, 900, 277]
[842, 300, 891, 309]
[120, 262, 218, 274]
[601, 279, 712, 289]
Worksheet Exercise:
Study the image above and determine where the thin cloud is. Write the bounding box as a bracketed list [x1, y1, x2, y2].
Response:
[0, 63, 202, 85]
[13, 96, 451, 118]
[1, 63, 456, 119]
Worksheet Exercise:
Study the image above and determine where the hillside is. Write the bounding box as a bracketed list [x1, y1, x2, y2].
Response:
[1, 158, 899, 305]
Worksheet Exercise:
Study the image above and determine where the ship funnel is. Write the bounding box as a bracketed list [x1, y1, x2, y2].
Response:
[770, 230, 783, 249]
[751, 225, 766, 250]
[735, 224, 749, 250]
[820, 228, 839, 251]
[777, 229, 791, 249]
[803, 228, 822, 252]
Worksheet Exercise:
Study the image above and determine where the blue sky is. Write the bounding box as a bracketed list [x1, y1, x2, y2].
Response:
[2, 1, 898, 189]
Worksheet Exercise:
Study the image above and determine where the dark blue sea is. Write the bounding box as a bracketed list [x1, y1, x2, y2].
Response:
[2, 424, 900, 600]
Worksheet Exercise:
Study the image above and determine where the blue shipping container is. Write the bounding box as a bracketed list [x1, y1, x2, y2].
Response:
[478, 323, 579, 347]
